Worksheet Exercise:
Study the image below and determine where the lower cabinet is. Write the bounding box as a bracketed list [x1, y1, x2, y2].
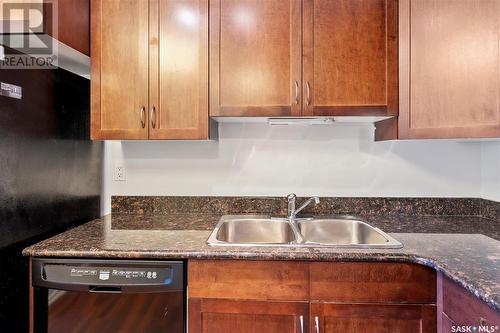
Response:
[311, 303, 436, 333]
[188, 299, 308, 333]
[188, 300, 436, 333]
[187, 260, 437, 333]
[438, 274, 500, 332]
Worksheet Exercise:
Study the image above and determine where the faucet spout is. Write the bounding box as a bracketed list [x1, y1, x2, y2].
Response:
[286, 194, 320, 219]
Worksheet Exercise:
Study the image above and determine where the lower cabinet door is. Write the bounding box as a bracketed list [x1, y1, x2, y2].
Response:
[311, 303, 436, 333]
[188, 298, 309, 333]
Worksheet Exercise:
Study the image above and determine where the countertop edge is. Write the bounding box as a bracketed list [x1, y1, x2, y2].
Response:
[22, 247, 499, 313]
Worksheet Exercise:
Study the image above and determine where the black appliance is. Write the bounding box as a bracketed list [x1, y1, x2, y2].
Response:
[32, 259, 185, 333]
[0, 45, 102, 331]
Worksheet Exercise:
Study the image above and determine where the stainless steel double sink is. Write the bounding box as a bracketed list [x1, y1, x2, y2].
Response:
[207, 215, 402, 248]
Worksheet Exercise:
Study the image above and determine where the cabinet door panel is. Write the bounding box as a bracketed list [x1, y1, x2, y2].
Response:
[441, 275, 500, 328]
[303, 0, 398, 116]
[91, 0, 149, 140]
[311, 303, 436, 333]
[188, 299, 308, 333]
[210, 0, 302, 117]
[149, 0, 208, 139]
[399, 0, 500, 138]
[310, 262, 436, 304]
[188, 260, 309, 301]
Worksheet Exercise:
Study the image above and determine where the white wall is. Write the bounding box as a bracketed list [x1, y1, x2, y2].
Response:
[101, 123, 485, 215]
[481, 142, 500, 202]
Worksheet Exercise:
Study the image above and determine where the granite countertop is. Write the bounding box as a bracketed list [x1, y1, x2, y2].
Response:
[23, 213, 500, 312]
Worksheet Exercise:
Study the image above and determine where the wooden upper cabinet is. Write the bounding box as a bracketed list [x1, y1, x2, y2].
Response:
[91, 0, 150, 140]
[149, 0, 208, 139]
[209, 0, 302, 117]
[44, 0, 90, 55]
[91, 0, 208, 140]
[303, 0, 398, 117]
[399, 0, 500, 139]
[210, 0, 397, 118]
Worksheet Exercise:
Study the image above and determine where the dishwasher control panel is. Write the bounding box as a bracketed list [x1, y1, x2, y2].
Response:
[32, 259, 184, 292]
[69, 267, 162, 281]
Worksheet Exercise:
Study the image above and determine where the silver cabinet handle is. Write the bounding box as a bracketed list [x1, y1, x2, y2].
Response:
[299, 315, 304, 333]
[306, 81, 312, 105]
[314, 316, 320, 333]
[150, 106, 157, 129]
[294, 81, 300, 105]
[140, 106, 146, 128]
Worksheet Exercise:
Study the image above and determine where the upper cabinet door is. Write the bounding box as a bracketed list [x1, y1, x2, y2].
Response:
[303, 0, 398, 116]
[209, 0, 302, 117]
[149, 0, 209, 139]
[91, 0, 150, 140]
[399, 0, 500, 139]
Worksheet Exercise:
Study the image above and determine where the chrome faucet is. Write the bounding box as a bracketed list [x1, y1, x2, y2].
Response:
[286, 193, 320, 219]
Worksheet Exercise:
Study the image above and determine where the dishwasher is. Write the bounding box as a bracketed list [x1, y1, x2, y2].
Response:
[32, 259, 185, 333]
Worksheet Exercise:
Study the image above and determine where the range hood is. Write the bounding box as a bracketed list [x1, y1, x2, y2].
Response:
[0, 34, 90, 79]
[212, 116, 394, 125]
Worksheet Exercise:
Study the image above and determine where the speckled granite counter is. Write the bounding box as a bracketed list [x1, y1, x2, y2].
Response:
[23, 213, 500, 312]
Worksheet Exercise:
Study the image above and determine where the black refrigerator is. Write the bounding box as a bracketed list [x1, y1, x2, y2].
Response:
[0, 47, 102, 332]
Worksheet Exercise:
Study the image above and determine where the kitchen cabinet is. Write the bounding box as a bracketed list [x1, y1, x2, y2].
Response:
[188, 261, 437, 333]
[91, 0, 149, 140]
[310, 262, 437, 333]
[9, 0, 90, 55]
[188, 260, 310, 301]
[44, 0, 90, 55]
[209, 0, 302, 117]
[396, 0, 500, 139]
[209, 0, 398, 118]
[189, 299, 308, 333]
[309, 262, 436, 304]
[303, 0, 398, 117]
[149, 0, 209, 139]
[438, 274, 500, 332]
[311, 303, 436, 333]
[91, 0, 208, 140]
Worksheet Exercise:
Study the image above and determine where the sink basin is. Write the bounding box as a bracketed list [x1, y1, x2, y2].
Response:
[297, 217, 402, 248]
[207, 215, 402, 248]
[207, 215, 300, 246]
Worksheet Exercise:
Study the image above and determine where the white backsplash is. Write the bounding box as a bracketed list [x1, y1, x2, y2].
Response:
[481, 141, 500, 202]
[99, 123, 497, 215]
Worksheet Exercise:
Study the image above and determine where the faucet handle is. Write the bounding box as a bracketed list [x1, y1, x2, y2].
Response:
[286, 193, 297, 218]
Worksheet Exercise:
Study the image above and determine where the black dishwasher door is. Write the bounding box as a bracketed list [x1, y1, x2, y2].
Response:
[32, 259, 185, 333]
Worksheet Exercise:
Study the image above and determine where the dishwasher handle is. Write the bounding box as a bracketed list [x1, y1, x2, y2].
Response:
[89, 286, 123, 293]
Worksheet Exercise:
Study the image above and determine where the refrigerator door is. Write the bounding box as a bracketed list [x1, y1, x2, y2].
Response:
[0, 46, 102, 332]
[0, 49, 102, 248]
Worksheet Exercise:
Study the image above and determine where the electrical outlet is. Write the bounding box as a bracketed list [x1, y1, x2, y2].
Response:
[114, 165, 126, 181]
